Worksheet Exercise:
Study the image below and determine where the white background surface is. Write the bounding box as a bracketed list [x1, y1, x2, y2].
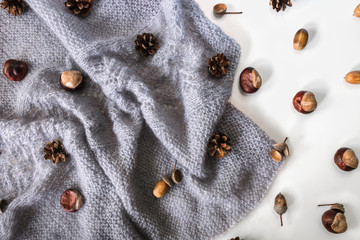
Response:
[193, 0, 360, 239]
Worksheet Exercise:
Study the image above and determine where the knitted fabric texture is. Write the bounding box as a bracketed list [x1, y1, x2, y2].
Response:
[0, 0, 284, 239]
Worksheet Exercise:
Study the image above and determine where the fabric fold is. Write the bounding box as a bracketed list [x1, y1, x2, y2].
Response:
[0, 0, 284, 239]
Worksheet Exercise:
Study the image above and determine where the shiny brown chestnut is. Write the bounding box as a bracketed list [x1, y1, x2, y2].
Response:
[240, 67, 262, 93]
[3, 59, 28, 81]
[318, 203, 347, 234]
[334, 147, 358, 171]
[292, 91, 317, 114]
[60, 189, 84, 212]
[60, 70, 83, 91]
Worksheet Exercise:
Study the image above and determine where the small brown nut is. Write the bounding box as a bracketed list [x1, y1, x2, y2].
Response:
[322, 208, 347, 234]
[60, 189, 84, 212]
[334, 147, 358, 171]
[270, 149, 282, 162]
[3, 59, 28, 81]
[292, 91, 317, 114]
[293, 29, 309, 51]
[345, 71, 360, 84]
[60, 70, 83, 91]
[153, 178, 171, 198]
[239, 67, 262, 93]
[354, 4, 360, 18]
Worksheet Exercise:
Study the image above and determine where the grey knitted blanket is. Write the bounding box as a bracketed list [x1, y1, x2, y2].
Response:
[0, 0, 284, 239]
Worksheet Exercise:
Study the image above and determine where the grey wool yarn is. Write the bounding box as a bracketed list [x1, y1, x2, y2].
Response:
[0, 0, 284, 239]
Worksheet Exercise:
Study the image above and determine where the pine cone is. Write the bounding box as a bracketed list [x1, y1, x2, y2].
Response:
[208, 53, 230, 77]
[0, 0, 26, 16]
[269, 0, 292, 12]
[135, 33, 160, 57]
[65, 0, 93, 17]
[208, 132, 231, 159]
[43, 140, 67, 164]
[230, 237, 240, 240]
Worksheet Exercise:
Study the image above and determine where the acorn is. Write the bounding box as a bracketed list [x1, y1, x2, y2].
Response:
[354, 4, 360, 18]
[153, 160, 182, 198]
[334, 147, 358, 171]
[60, 70, 83, 91]
[274, 192, 287, 226]
[345, 71, 360, 84]
[318, 203, 347, 234]
[270, 137, 289, 162]
[293, 28, 309, 50]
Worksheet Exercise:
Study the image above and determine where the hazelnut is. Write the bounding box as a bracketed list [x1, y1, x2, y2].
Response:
[292, 91, 317, 114]
[239, 67, 262, 93]
[60, 189, 84, 212]
[293, 29, 309, 51]
[60, 70, 83, 91]
[345, 71, 360, 84]
[334, 147, 358, 171]
[3, 59, 28, 81]
[354, 4, 360, 18]
[318, 203, 347, 234]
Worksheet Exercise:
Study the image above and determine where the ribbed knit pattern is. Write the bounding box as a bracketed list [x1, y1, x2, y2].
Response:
[0, 0, 284, 239]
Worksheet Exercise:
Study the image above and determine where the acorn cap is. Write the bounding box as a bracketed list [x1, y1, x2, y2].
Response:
[331, 203, 345, 213]
[162, 175, 175, 188]
[171, 169, 182, 184]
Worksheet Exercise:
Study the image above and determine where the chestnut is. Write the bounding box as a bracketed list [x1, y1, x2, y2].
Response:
[334, 147, 358, 171]
[3, 59, 28, 81]
[292, 91, 317, 114]
[60, 189, 84, 212]
[239, 67, 262, 93]
[318, 203, 347, 234]
[60, 70, 83, 91]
